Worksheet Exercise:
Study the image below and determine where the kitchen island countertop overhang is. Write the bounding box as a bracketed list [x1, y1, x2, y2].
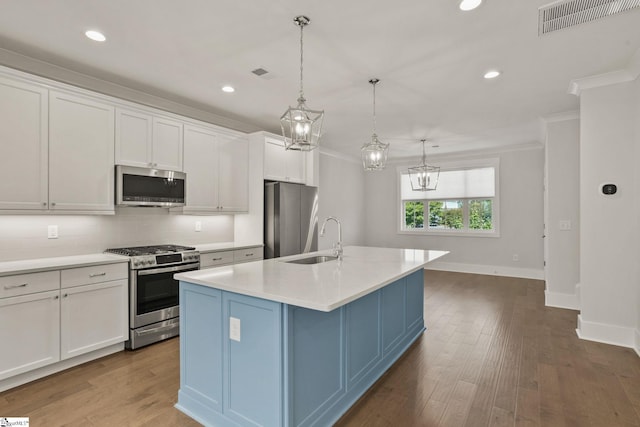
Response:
[174, 245, 449, 312]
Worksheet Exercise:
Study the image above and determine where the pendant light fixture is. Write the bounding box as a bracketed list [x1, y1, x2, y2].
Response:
[361, 78, 389, 171]
[280, 16, 324, 151]
[408, 139, 440, 191]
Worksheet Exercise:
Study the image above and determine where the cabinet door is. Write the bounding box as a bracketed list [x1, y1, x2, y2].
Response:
[218, 133, 248, 212]
[60, 279, 128, 360]
[284, 148, 306, 184]
[0, 290, 60, 380]
[264, 137, 288, 181]
[183, 125, 219, 212]
[115, 108, 153, 168]
[48, 91, 115, 212]
[264, 136, 305, 183]
[152, 117, 183, 171]
[0, 76, 48, 210]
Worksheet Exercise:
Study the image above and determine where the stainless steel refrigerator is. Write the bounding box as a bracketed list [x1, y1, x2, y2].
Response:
[264, 182, 318, 259]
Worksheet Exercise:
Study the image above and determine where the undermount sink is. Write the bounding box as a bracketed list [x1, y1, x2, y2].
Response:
[283, 255, 339, 265]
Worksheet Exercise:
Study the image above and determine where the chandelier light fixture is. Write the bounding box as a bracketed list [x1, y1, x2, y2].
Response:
[280, 16, 324, 151]
[361, 78, 389, 171]
[408, 139, 440, 191]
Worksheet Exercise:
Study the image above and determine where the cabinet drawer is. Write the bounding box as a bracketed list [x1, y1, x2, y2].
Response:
[200, 250, 235, 268]
[61, 262, 128, 288]
[0, 271, 60, 299]
[234, 247, 263, 263]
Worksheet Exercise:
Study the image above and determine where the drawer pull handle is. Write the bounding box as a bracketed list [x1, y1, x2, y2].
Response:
[63, 293, 68, 298]
[54, 295, 59, 300]
[4, 283, 28, 290]
[212, 257, 223, 261]
[245, 253, 253, 257]
[89, 272, 107, 278]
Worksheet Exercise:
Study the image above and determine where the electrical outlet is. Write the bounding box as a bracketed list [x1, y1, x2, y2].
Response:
[512, 254, 519, 262]
[559, 220, 571, 231]
[229, 317, 241, 342]
[47, 225, 58, 239]
[195, 221, 202, 232]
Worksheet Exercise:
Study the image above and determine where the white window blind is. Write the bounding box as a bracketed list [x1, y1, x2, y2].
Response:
[401, 167, 495, 201]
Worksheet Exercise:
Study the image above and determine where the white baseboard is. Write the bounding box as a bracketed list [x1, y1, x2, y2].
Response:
[0, 343, 124, 392]
[635, 329, 640, 357]
[424, 261, 544, 280]
[576, 315, 638, 352]
[545, 290, 580, 310]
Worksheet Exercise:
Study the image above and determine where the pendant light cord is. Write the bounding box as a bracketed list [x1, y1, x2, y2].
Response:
[299, 23, 305, 101]
[421, 139, 427, 165]
[372, 81, 377, 135]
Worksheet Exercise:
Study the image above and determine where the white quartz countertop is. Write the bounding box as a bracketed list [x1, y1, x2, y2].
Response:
[175, 246, 449, 312]
[0, 253, 129, 277]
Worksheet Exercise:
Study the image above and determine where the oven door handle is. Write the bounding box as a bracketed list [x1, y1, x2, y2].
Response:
[137, 262, 200, 276]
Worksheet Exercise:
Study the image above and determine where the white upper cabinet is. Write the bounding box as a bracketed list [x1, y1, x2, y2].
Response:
[182, 124, 248, 213]
[263, 134, 306, 184]
[48, 91, 115, 212]
[0, 76, 48, 210]
[116, 108, 183, 171]
[217, 132, 249, 212]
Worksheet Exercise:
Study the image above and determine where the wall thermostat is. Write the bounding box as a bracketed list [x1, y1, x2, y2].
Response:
[601, 183, 617, 195]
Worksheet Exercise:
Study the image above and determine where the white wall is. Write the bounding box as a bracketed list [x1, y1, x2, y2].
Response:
[0, 210, 234, 261]
[317, 150, 366, 250]
[363, 147, 545, 279]
[577, 77, 639, 349]
[544, 116, 581, 309]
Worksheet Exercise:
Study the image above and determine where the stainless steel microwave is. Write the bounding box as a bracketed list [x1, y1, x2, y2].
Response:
[116, 165, 186, 207]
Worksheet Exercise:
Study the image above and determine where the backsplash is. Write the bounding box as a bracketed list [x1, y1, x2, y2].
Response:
[0, 208, 234, 261]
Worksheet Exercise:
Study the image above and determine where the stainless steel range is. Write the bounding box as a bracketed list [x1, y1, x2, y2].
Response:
[105, 244, 200, 349]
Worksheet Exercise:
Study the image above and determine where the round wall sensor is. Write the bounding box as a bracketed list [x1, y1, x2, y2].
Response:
[601, 183, 617, 195]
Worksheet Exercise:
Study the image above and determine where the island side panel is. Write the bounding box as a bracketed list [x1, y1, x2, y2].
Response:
[177, 282, 224, 424]
[177, 282, 284, 427]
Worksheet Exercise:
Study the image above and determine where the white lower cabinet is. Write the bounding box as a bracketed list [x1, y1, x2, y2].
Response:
[60, 279, 128, 360]
[199, 246, 263, 269]
[0, 290, 60, 380]
[0, 262, 128, 384]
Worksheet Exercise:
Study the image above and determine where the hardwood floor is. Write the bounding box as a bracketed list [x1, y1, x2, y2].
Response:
[1, 271, 639, 426]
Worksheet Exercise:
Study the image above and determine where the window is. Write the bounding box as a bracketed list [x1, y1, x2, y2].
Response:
[398, 159, 499, 236]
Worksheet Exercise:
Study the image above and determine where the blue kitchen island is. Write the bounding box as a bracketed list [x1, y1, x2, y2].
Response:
[174, 246, 448, 427]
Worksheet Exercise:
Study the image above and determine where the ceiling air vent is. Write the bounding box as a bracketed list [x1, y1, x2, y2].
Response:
[539, 0, 640, 35]
[251, 68, 269, 76]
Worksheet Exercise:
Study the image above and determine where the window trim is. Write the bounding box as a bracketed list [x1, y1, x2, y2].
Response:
[397, 157, 500, 238]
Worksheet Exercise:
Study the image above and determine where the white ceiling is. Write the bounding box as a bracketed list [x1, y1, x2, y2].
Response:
[1, 0, 639, 159]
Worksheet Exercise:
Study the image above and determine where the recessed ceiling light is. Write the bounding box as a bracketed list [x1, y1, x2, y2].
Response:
[221, 85, 235, 93]
[484, 70, 501, 79]
[85, 30, 106, 42]
[459, 0, 482, 11]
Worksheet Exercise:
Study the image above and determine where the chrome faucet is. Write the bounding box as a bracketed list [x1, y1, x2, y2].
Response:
[320, 216, 343, 260]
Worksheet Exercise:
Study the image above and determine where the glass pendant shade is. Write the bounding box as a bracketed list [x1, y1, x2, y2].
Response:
[280, 97, 324, 151]
[361, 78, 389, 170]
[408, 140, 440, 191]
[281, 16, 324, 151]
[361, 133, 389, 170]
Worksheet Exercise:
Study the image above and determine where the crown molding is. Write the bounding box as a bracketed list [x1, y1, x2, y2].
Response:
[568, 48, 640, 96]
[0, 47, 259, 134]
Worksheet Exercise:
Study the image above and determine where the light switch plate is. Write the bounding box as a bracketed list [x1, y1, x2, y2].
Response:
[195, 221, 202, 232]
[230, 317, 241, 342]
[47, 225, 58, 239]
